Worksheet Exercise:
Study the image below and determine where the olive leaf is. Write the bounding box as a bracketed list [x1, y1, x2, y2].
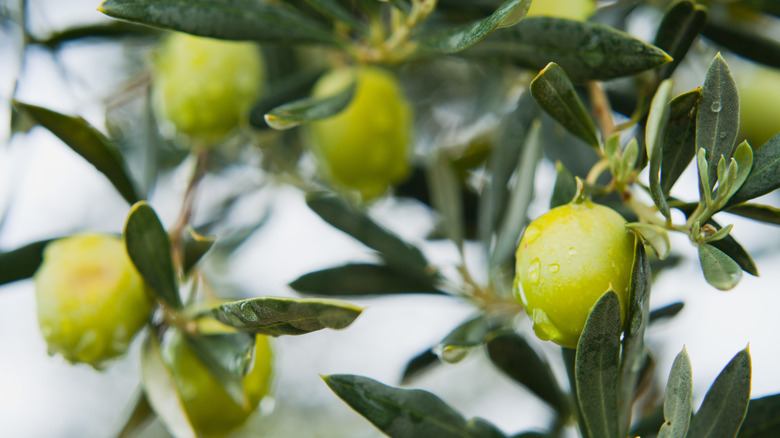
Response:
[658, 348, 693, 438]
[550, 161, 577, 209]
[725, 203, 780, 226]
[627, 223, 671, 260]
[697, 242, 743, 290]
[427, 153, 465, 250]
[401, 348, 439, 385]
[530, 63, 599, 149]
[98, 0, 340, 45]
[304, 0, 367, 34]
[646, 79, 674, 220]
[323, 374, 507, 438]
[649, 302, 685, 324]
[576, 291, 622, 438]
[140, 334, 196, 438]
[653, 0, 708, 82]
[688, 348, 751, 438]
[466, 17, 672, 82]
[416, 0, 531, 54]
[727, 133, 780, 207]
[738, 393, 780, 438]
[661, 89, 701, 194]
[435, 315, 490, 364]
[0, 239, 52, 286]
[124, 202, 181, 309]
[702, 17, 780, 70]
[183, 332, 255, 409]
[289, 263, 441, 296]
[181, 227, 215, 275]
[115, 390, 155, 438]
[206, 297, 363, 336]
[13, 101, 140, 205]
[264, 80, 356, 130]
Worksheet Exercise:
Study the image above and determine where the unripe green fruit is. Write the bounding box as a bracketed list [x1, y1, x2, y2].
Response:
[34, 233, 153, 367]
[308, 66, 413, 200]
[153, 32, 265, 145]
[162, 330, 273, 437]
[515, 200, 635, 348]
[737, 63, 780, 148]
[525, 0, 596, 21]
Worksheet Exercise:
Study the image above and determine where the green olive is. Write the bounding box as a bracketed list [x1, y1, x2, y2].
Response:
[737, 63, 780, 148]
[308, 66, 413, 200]
[34, 233, 153, 368]
[515, 200, 635, 348]
[162, 330, 274, 437]
[153, 32, 265, 146]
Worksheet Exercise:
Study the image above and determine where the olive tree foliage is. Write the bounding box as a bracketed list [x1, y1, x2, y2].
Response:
[2, 0, 780, 437]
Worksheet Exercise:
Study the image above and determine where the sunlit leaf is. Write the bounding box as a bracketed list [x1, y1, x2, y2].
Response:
[207, 297, 362, 336]
[697, 242, 743, 290]
[323, 374, 507, 438]
[661, 89, 701, 193]
[13, 101, 140, 205]
[530, 63, 599, 148]
[0, 239, 52, 286]
[658, 348, 693, 438]
[688, 348, 751, 438]
[264, 80, 355, 130]
[466, 17, 672, 82]
[140, 334, 196, 438]
[696, 54, 740, 191]
[289, 263, 441, 296]
[487, 333, 568, 416]
[576, 291, 622, 438]
[728, 133, 780, 206]
[416, 0, 531, 54]
[124, 202, 181, 308]
[706, 219, 758, 276]
[181, 227, 215, 275]
[98, 0, 340, 45]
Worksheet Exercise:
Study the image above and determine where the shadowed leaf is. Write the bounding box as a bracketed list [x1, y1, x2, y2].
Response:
[738, 393, 780, 438]
[0, 240, 52, 286]
[290, 263, 441, 296]
[661, 89, 701, 193]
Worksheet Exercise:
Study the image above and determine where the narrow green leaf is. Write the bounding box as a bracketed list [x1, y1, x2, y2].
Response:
[116, 390, 155, 438]
[98, 0, 339, 45]
[289, 263, 441, 296]
[658, 348, 693, 438]
[618, 243, 651, 437]
[696, 54, 740, 190]
[0, 239, 52, 286]
[491, 120, 542, 269]
[401, 348, 439, 385]
[13, 101, 140, 205]
[323, 374, 506, 438]
[649, 302, 685, 324]
[653, 0, 708, 81]
[563, 348, 591, 438]
[124, 202, 181, 308]
[207, 297, 362, 336]
[530, 63, 599, 148]
[427, 154, 464, 250]
[726, 203, 780, 226]
[181, 227, 215, 275]
[728, 133, 780, 206]
[661, 89, 701, 194]
[647, 79, 674, 220]
[550, 161, 577, 209]
[306, 193, 430, 276]
[140, 334, 196, 438]
[697, 243, 743, 290]
[627, 223, 671, 260]
[576, 291, 622, 438]
[688, 348, 752, 438]
[416, 0, 531, 54]
[183, 332, 255, 408]
[705, 219, 758, 276]
[466, 17, 673, 82]
[264, 80, 355, 130]
[436, 315, 489, 364]
[738, 393, 780, 438]
[702, 19, 780, 70]
[721, 141, 754, 204]
[487, 333, 568, 416]
[249, 68, 324, 129]
[304, 0, 367, 33]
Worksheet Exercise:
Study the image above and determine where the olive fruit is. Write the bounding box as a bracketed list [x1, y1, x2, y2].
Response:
[525, 0, 596, 21]
[515, 200, 635, 348]
[162, 330, 273, 437]
[308, 66, 413, 200]
[152, 32, 265, 145]
[34, 233, 153, 367]
[737, 63, 780, 148]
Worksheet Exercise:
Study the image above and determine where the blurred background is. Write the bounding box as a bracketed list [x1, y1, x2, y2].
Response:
[1, 1, 780, 437]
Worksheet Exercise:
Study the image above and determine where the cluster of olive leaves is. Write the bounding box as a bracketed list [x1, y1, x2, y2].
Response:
[2, 0, 780, 437]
